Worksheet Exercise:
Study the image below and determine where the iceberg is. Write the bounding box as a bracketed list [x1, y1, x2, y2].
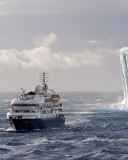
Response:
[113, 47, 128, 110]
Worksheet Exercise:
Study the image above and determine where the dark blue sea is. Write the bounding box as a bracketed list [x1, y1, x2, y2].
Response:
[1, 91, 128, 160]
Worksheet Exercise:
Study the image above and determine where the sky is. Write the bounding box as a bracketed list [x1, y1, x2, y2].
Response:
[0, 0, 128, 92]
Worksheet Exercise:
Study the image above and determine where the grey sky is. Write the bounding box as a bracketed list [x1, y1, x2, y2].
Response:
[0, 0, 127, 91]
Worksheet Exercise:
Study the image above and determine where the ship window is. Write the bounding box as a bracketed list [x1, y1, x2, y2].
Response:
[14, 104, 37, 106]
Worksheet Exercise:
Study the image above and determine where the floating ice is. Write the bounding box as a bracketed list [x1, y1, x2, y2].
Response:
[113, 47, 128, 110]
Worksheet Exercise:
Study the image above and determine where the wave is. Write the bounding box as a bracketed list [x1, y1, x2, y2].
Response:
[0, 127, 15, 132]
[112, 99, 128, 110]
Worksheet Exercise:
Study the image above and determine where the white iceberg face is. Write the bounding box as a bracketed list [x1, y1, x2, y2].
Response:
[113, 47, 128, 110]
[120, 47, 128, 104]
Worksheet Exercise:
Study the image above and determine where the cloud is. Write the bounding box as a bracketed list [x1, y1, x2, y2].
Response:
[0, 33, 106, 70]
[1, 0, 128, 18]
[33, 33, 57, 47]
[86, 40, 103, 44]
[2, 0, 128, 17]
[61, 35, 78, 39]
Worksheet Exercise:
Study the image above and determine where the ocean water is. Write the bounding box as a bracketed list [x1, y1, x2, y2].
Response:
[1, 91, 128, 160]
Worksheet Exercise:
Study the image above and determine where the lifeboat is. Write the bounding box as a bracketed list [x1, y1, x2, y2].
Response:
[51, 94, 60, 101]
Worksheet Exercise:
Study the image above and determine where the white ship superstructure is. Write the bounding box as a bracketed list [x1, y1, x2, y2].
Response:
[7, 72, 65, 131]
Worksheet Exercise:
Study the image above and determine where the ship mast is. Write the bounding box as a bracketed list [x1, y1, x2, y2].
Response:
[39, 72, 49, 92]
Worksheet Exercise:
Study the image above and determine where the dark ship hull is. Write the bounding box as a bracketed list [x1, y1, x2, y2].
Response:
[7, 117, 65, 131]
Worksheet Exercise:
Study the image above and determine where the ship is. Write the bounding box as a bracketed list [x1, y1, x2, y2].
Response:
[7, 72, 65, 131]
